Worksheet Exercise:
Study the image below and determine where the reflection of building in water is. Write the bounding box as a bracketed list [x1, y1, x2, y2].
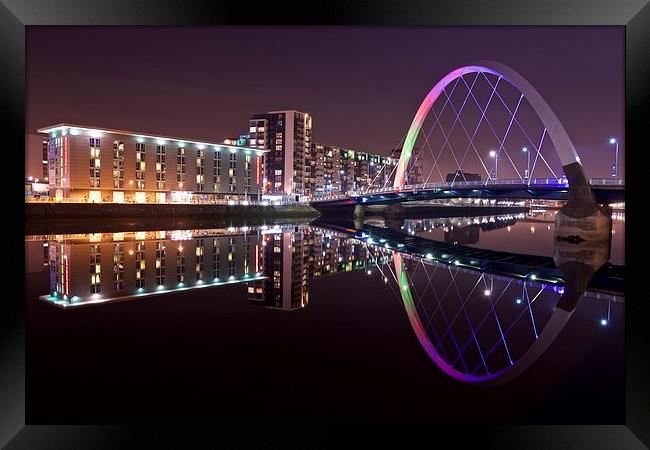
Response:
[401, 213, 525, 237]
[444, 224, 479, 245]
[41, 229, 262, 307]
[247, 227, 384, 310]
[248, 227, 309, 310]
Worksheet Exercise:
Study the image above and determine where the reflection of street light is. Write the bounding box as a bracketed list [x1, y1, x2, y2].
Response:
[609, 138, 619, 177]
[522, 147, 530, 182]
[489, 150, 498, 180]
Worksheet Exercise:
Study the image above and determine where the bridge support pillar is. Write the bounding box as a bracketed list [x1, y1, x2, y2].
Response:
[553, 239, 610, 311]
[555, 162, 612, 242]
[353, 204, 365, 230]
[383, 204, 406, 232]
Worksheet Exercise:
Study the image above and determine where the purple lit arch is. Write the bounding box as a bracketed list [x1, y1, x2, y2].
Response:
[393, 61, 582, 188]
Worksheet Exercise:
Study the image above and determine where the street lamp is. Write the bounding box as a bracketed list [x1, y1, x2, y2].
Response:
[609, 138, 619, 177]
[522, 147, 530, 183]
[489, 150, 498, 180]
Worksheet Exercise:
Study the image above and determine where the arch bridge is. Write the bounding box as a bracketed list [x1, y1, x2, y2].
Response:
[311, 61, 624, 215]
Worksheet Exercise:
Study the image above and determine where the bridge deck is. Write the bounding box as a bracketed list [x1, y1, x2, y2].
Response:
[311, 178, 625, 208]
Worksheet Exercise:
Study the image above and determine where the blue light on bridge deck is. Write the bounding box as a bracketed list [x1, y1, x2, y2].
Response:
[484, 289, 491, 296]
[367, 270, 372, 275]
[137, 288, 144, 293]
[426, 253, 433, 259]
[157, 285, 164, 290]
[516, 299, 522, 304]
[229, 276, 235, 281]
[601, 319, 608, 326]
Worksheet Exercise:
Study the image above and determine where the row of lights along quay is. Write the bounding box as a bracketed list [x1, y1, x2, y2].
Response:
[25, 112, 409, 207]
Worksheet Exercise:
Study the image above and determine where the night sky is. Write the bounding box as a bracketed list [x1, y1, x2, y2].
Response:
[26, 26, 623, 177]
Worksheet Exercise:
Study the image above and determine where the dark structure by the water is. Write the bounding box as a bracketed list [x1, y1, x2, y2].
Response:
[446, 170, 481, 183]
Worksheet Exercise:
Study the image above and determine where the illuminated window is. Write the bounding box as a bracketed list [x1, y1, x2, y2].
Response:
[155, 241, 166, 285]
[89, 141, 101, 188]
[156, 145, 166, 190]
[136, 143, 146, 189]
[112, 141, 124, 189]
[229, 153, 237, 193]
[244, 155, 252, 190]
[213, 151, 222, 192]
[176, 148, 186, 183]
[195, 238, 204, 280]
[90, 245, 102, 293]
[176, 244, 185, 283]
[196, 149, 204, 191]
[135, 241, 146, 288]
[113, 243, 125, 290]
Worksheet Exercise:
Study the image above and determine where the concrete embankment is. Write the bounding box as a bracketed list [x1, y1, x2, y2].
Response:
[25, 203, 320, 235]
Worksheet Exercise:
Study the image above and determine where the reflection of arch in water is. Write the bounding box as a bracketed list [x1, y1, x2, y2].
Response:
[393, 252, 575, 385]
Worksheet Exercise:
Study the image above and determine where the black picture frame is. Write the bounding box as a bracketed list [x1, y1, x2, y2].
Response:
[4, 0, 648, 447]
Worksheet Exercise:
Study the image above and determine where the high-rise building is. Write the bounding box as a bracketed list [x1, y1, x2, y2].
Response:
[387, 146, 423, 186]
[311, 143, 396, 197]
[248, 110, 312, 196]
[36, 123, 267, 203]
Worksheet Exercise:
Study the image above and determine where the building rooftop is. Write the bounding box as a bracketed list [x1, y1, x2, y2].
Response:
[37, 123, 269, 153]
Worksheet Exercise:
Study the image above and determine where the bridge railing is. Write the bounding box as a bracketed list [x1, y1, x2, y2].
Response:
[310, 177, 624, 202]
[588, 177, 625, 186]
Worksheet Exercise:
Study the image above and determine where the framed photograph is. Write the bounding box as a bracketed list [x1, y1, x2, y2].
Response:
[5, 0, 648, 447]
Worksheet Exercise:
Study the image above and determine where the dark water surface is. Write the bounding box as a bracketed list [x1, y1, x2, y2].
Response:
[25, 209, 624, 423]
